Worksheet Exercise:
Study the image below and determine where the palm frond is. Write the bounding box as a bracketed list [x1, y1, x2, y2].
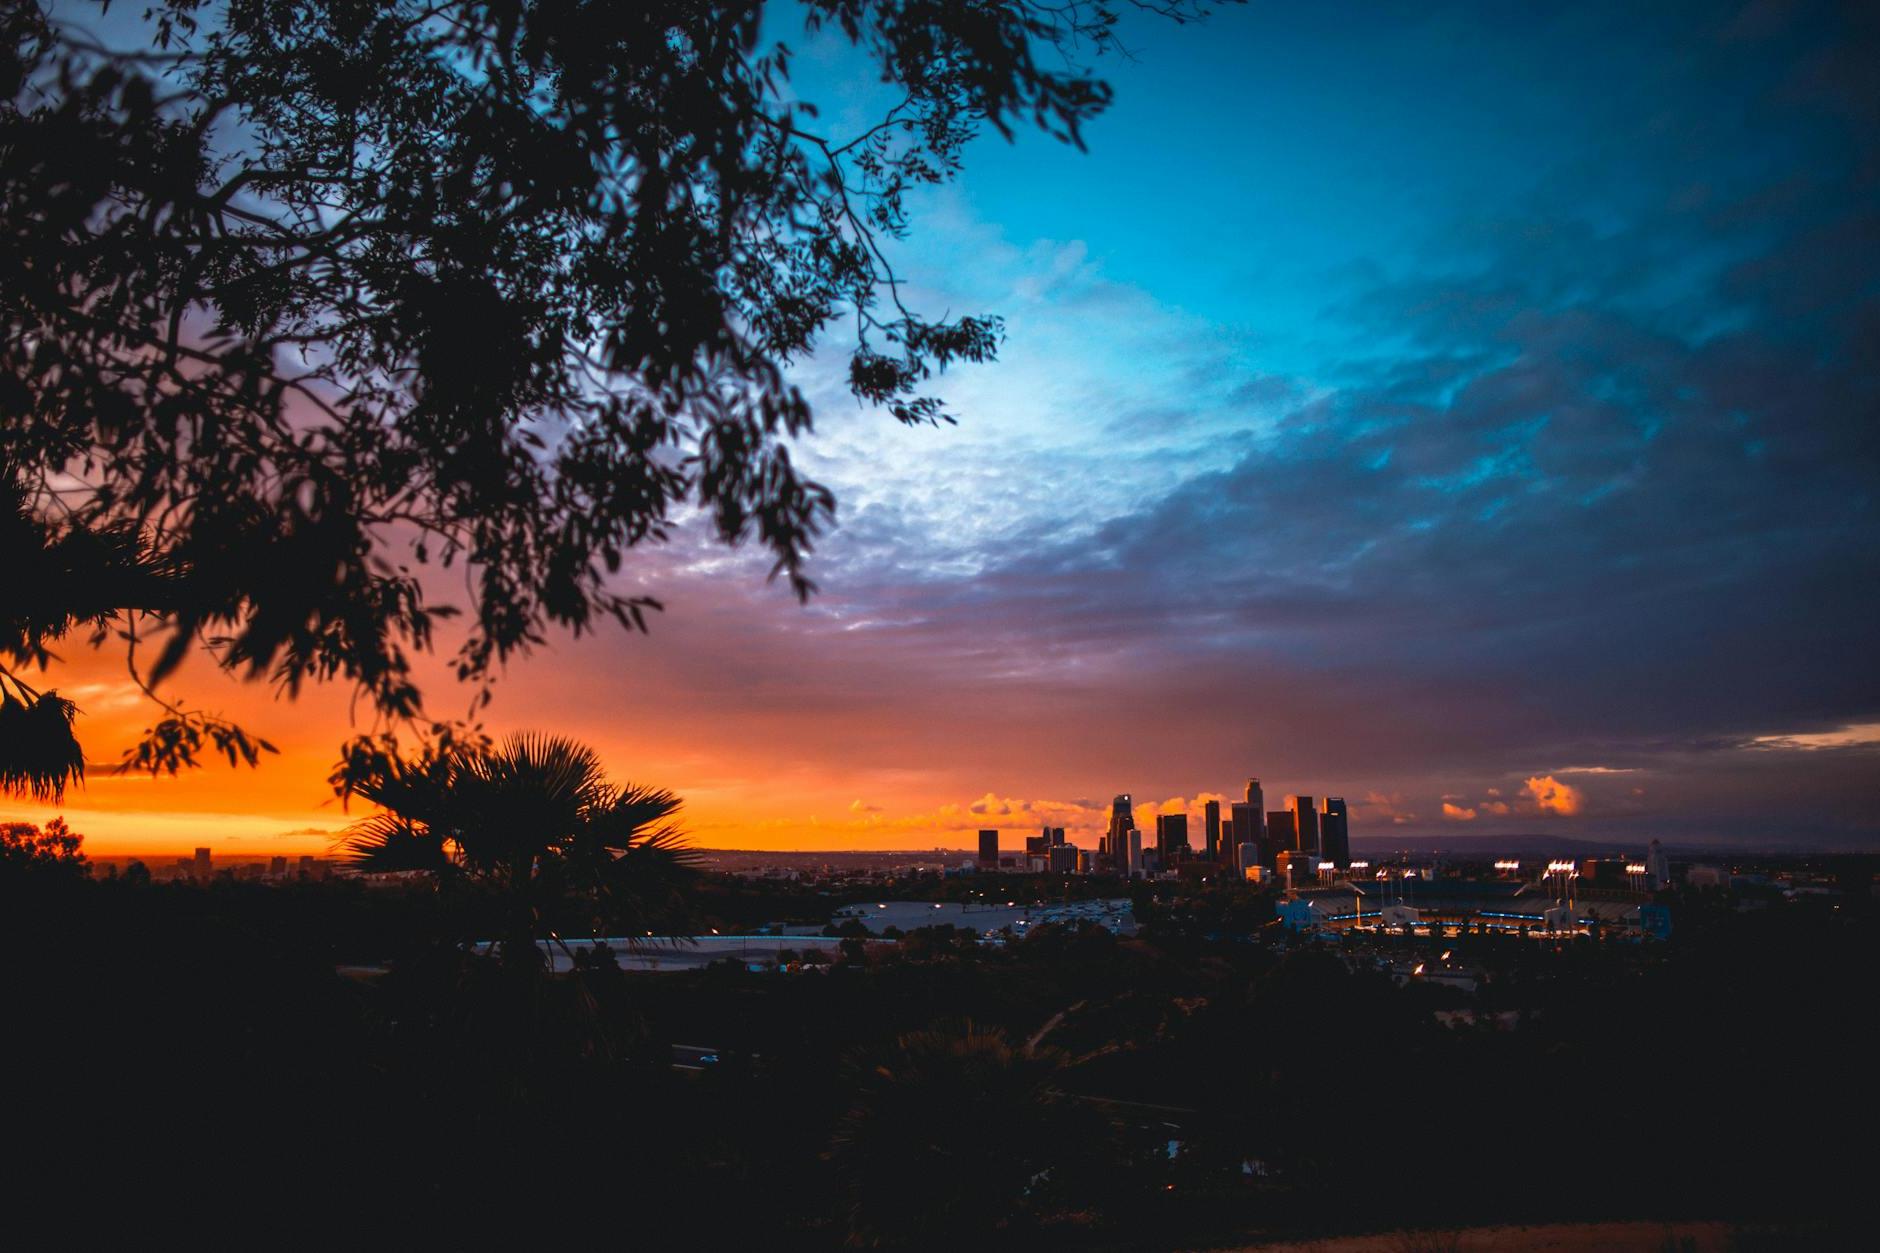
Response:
[336, 811, 453, 873]
[590, 783, 686, 852]
[454, 733, 610, 870]
[477, 734, 608, 807]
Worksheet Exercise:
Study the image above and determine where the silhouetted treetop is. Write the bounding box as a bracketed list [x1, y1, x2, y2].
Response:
[0, 815, 89, 880]
[1, 0, 1221, 795]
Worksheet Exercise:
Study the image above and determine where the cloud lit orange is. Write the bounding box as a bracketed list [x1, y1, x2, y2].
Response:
[1523, 775, 1585, 817]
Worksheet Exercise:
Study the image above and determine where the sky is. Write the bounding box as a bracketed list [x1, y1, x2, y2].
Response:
[13, 0, 1880, 856]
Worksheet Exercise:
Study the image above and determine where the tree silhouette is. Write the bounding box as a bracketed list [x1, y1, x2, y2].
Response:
[341, 732, 692, 963]
[0, 815, 89, 879]
[1, 0, 1221, 796]
[829, 1018, 1105, 1245]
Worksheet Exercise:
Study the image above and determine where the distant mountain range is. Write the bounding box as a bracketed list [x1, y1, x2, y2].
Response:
[1350, 832, 1659, 858]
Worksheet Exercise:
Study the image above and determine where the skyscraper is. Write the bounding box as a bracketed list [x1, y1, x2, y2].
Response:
[1107, 795, 1136, 876]
[1319, 797, 1350, 866]
[1155, 812, 1190, 865]
[192, 847, 211, 883]
[1235, 778, 1267, 864]
[1203, 799, 1222, 861]
[1288, 796, 1320, 855]
[1024, 830, 1050, 870]
[978, 829, 999, 868]
[1229, 802, 1261, 864]
[1267, 809, 1296, 855]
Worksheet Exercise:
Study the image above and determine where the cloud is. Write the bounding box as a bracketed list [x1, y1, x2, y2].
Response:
[582, 11, 1879, 846]
[1362, 791, 1417, 826]
[1746, 722, 1880, 752]
[849, 799, 883, 813]
[60, 681, 146, 712]
[1522, 775, 1584, 817]
[1442, 802, 1478, 821]
[968, 793, 1030, 817]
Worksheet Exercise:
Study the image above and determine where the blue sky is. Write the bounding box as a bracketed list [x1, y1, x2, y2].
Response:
[676, 0, 1880, 846]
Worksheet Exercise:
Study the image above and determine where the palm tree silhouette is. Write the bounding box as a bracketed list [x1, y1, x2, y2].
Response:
[342, 733, 690, 965]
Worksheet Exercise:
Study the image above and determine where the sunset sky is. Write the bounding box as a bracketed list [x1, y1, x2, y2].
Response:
[14, 0, 1879, 856]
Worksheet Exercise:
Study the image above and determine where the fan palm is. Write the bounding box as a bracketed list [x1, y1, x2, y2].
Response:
[342, 733, 691, 964]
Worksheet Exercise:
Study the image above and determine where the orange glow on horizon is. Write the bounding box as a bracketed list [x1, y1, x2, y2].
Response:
[6, 619, 1631, 858]
[3, 642, 1114, 855]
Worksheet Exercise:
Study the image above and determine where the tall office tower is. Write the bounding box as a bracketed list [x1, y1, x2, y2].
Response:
[1154, 812, 1190, 864]
[1107, 795, 1136, 875]
[1319, 797, 1350, 866]
[1024, 832, 1050, 873]
[1267, 809, 1296, 856]
[1236, 781, 1268, 859]
[1049, 826, 1067, 846]
[1203, 799, 1222, 861]
[1127, 827, 1144, 876]
[192, 847, 212, 882]
[978, 829, 999, 868]
[1646, 838, 1669, 890]
[1229, 801, 1259, 860]
[1288, 795, 1320, 855]
[1049, 844, 1078, 874]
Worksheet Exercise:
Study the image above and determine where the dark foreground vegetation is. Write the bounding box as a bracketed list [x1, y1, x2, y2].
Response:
[5, 832, 1874, 1248]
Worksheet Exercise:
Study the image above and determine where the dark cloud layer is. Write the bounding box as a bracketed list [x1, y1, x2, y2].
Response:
[707, 0, 1880, 845]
